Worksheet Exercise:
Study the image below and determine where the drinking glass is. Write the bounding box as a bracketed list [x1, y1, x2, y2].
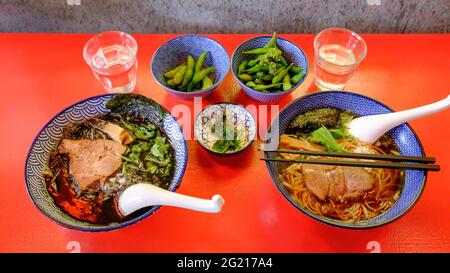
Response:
[314, 28, 367, 91]
[83, 31, 138, 93]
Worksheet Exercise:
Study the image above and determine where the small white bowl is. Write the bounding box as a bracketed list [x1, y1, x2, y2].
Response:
[194, 103, 256, 156]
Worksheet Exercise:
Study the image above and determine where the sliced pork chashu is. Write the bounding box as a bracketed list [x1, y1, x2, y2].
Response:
[301, 161, 375, 202]
[58, 139, 126, 190]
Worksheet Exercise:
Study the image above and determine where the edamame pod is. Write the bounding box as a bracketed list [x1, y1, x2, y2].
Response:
[188, 66, 215, 91]
[283, 74, 292, 91]
[166, 79, 176, 86]
[171, 65, 187, 86]
[180, 55, 195, 89]
[164, 64, 184, 79]
[201, 76, 214, 90]
[246, 81, 256, 87]
[195, 51, 208, 73]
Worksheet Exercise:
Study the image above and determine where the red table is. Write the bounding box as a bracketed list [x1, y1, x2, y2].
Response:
[1, 34, 449, 253]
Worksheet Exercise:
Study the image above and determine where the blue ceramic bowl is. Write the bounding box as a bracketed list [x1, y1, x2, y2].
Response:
[264, 91, 427, 229]
[231, 35, 309, 103]
[151, 35, 230, 100]
[24, 94, 188, 231]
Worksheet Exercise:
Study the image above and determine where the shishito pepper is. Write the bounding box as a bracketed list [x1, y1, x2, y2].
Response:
[247, 59, 259, 67]
[238, 73, 253, 82]
[243, 47, 282, 55]
[290, 66, 304, 74]
[244, 65, 270, 74]
[236, 32, 305, 93]
[253, 83, 282, 91]
[291, 73, 305, 84]
[278, 55, 288, 66]
[238, 60, 248, 75]
[263, 32, 277, 49]
[272, 63, 293, 84]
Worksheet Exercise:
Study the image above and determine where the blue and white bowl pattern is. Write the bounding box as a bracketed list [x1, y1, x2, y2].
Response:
[264, 91, 427, 229]
[151, 35, 230, 100]
[194, 103, 256, 155]
[25, 94, 188, 231]
[231, 36, 309, 103]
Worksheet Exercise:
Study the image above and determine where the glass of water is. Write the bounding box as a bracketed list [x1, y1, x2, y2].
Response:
[83, 31, 138, 93]
[314, 28, 367, 91]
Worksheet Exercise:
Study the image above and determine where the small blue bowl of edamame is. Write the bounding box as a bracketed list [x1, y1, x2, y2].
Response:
[151, 35, 230, 100]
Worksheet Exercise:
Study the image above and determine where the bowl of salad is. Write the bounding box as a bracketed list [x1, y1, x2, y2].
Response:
[194, 103, 256, 155]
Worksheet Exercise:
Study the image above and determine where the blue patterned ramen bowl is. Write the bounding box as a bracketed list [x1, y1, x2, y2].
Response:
[151, 35, 230, 100]
[264, 91, 427, 229]
[25, 94, 188, 231]
[231, 35, 309, 103]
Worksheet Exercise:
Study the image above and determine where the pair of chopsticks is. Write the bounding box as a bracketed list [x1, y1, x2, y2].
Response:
[260, 149, 440, 171]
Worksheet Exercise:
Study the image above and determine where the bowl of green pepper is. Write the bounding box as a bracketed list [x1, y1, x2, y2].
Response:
[151, 35, 230, 100]
[231, 33, 309, 102]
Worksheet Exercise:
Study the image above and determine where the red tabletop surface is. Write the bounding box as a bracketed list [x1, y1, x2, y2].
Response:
[0, 34, 449, 253]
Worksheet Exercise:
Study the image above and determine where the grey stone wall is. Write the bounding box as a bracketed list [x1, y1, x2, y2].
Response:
[0, 0, 449, 33]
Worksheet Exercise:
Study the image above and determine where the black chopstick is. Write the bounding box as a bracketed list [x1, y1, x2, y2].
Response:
[259, 149, 436, 163]
[261, 158, 440, 171]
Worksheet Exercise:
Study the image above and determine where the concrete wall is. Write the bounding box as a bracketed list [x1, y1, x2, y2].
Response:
[1, 0, 449, 33]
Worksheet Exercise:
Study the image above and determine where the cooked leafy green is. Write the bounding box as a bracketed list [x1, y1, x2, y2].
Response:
[115, 115, 174, 179]
[212, 139, 241, 153]
[210, 117, 241, 153]
[309, 126, 346, 152]
[329, 128, 346, 139]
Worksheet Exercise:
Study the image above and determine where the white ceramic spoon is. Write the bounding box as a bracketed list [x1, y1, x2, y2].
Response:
[118, 183, 225, 216]
[348, 95, 450, 144]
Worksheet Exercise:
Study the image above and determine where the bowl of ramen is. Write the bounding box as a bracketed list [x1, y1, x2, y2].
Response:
[25, 94, 188, 231]
[264, 91, 427, 229]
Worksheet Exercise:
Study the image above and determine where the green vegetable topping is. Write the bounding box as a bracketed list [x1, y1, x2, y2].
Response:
[309, 126, 346, 152]
[210, 114, 242, 154]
